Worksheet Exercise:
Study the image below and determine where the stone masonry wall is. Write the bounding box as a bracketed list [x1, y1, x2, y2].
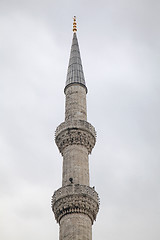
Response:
[60, 213, 92, 240]
[65, 84, 87, 121]
[62, 145, 89, 186]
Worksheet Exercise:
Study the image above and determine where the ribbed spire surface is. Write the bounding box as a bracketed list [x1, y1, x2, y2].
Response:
[65, 33, 87, 91]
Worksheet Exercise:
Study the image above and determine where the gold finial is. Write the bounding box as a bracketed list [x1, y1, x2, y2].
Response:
[73, 16, 77, 32]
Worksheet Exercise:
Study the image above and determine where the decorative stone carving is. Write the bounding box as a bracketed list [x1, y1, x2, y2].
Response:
[52, 184, 100, 224]
[55, 120, 96, 155]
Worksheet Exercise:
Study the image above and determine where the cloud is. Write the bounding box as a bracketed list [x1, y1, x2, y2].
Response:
[0, 1, 160, 240]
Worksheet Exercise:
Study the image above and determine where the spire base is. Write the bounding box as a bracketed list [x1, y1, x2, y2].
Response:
[64, 82, 88, 94]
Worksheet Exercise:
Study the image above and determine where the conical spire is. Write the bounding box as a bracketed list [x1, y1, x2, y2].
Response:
[65, 18, 87, 93]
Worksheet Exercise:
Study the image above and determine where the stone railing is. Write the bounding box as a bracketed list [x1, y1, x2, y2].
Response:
[55, 120, 96, 139]
[52, 184, 99, 202]
[55, 120, 96, 155]
[52, 184, 100, 224]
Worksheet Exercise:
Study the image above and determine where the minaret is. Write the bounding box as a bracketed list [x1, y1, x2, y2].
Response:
[52, 17, 99, 240]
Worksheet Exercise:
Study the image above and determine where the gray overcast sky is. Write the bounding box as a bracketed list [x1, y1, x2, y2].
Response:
[0, 0, 160, 240]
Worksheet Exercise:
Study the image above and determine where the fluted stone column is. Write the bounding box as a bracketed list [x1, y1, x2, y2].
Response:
[52, 18, 99, 240]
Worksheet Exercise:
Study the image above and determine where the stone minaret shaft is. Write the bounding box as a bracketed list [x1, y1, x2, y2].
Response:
[52, 17, 99, 240]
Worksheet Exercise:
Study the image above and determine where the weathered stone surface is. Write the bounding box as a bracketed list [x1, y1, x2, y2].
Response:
[52, 184, 99, 224]
[62, 145, 89, 186]
[60, 213, 92, 240]
[65, 84, 87, 121]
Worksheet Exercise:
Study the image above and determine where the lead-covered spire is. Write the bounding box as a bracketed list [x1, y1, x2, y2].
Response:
[65, 17, 87, 93]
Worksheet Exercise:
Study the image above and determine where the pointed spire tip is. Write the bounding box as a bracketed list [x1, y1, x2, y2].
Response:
[65, 16, 87, 93]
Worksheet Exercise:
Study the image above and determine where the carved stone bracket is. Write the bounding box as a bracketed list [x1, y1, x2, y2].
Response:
[52, 184, 100, 224]
[55, 120, 96, 155]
